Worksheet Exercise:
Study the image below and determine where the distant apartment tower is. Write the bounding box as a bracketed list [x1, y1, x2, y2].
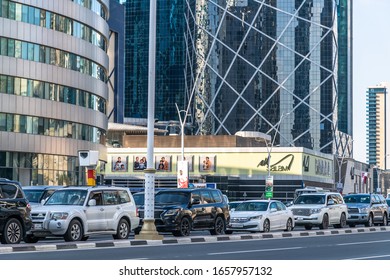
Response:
[0, 0, 110, 185]
[185, 0, 352, 155]
[366, 83, 388, 169]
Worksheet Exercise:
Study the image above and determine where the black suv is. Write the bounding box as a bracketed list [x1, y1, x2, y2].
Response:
[0, 179, 32, 244]
[136, 188, 230, 237]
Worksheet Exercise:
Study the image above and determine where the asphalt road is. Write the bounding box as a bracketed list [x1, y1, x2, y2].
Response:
[2, 230, 390, 260]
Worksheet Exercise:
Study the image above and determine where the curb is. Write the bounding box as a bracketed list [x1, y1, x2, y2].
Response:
[2, 226, 389, 253]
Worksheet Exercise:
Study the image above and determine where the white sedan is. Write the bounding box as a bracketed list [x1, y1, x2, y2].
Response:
[226, 200, 294, 233]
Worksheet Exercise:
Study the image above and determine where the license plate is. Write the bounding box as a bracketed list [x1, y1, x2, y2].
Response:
[231, 223, 244, 228]
[297, 217, 303, 221]
[33, 223, 42, 230]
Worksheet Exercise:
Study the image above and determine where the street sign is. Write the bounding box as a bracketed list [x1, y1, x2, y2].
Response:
[265, 175, 273, 198]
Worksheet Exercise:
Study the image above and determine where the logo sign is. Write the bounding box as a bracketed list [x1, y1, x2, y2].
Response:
[265, 176, 274, 198]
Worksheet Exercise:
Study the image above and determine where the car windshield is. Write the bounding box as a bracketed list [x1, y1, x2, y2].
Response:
[294, 195, 325, 205]
[23, 190, 45, 203]
[45, 190, 87, 206]
[155, 192, 190, 204]
[344, 195, 370, 204]
[235, 201, 269, 211]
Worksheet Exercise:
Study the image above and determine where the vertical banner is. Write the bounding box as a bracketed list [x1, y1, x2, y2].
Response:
[265, 175, 273, 198]
[177, 161, 189, 188]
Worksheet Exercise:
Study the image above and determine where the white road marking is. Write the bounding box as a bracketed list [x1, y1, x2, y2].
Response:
[336, 239, 390, 246]
[208, 246, 303, 255]
[346, 254, 390, 260]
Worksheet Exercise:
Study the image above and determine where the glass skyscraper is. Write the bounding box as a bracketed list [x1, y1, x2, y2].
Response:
[185, 0, 351, 155]
[123, 0, 187, 123]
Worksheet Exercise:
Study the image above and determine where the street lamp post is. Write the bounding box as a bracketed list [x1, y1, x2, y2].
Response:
[135, 0, 162, 240]
[175, 103, 191, 189]
[175, 103, 190, 161]
[264, 113, 290, 199]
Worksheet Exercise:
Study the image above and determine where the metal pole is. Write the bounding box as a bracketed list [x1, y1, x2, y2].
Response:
[136, 0, 162, 240]
[175, 103, 185, 161]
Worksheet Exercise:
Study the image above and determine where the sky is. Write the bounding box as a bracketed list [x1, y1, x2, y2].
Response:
[353, 0, 390, 163]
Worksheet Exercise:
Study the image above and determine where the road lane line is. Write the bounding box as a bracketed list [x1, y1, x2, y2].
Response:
[346, 254, 390, 260]
[208, 246, 303, 256]
[336, 239, 390, 246]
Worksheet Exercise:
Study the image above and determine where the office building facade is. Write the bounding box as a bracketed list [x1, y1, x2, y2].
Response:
[185, 0, 351, 156]
[0, 0, 109, 185]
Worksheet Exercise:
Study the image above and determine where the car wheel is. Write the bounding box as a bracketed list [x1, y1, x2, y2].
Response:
[284, 218, 293, 232]
[334, 213, 347, 228]
[381, 214, 388, 226]
[113, 219, 130, 239]
[262, 219, 270, 232]
[1, 218, 22, 244]
[172, 217, 191, 237]
[304, 225, 313, 230]
[364, 214, 373, 227]
[319, 214, 329, 230]
[24, 234, 39, 243]
[64, 219, 83, 242]
[210, 216, 225, 235]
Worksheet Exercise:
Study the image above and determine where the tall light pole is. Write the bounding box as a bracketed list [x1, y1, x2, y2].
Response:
[136, 0, 162, 240]
[175, 103, 191, 188]
[264, 113, 290, 199]
[175, 103, 190, 161]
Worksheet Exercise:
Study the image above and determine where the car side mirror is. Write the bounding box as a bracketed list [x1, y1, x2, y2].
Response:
[191, 198, 201, 205]
[270, 208, 277, 213]
[88, 199, 96, 206]
[40, 199, 46, 205]
[327, 200, 335, 206]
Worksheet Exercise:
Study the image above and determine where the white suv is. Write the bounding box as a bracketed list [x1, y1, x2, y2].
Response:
[25, 186, 139, 242]
[289, 192, 347, 230]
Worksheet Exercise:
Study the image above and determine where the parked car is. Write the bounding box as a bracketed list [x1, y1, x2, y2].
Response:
[289, 192, 347, 230]
[0, 178, 32, 244]
[136, 188, 229, 237]
[386, 198, 390, 222]
[344, 193, 388, 227]
[22, 185, 63, 207]
[228, 201, 244, 211]
[132, 192, 145, 208]
[25, 186, 139, 242]
[226, 200, 294, 233]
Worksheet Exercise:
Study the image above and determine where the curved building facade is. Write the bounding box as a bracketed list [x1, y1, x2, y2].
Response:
[0, 0, 109, 185]
[186, 0, 345, 155]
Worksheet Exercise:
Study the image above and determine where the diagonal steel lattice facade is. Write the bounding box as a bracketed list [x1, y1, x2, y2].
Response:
[184, 0, 340, 154]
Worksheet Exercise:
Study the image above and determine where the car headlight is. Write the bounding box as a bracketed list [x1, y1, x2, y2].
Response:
[164, 209, 180, 216]
[310, 208, 321, 214]
[360, 207, 369, 214]
[249, 215, 263, 220]
[51, 212, 69, 220]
